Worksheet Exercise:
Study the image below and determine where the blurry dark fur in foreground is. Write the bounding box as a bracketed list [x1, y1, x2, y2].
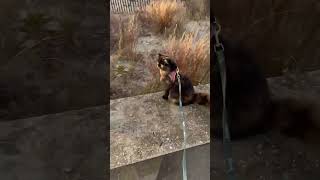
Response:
[212, 37, 320, 142]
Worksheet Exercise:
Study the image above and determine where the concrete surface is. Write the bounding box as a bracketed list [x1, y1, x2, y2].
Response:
[110, 84, 210, 169]
[0, 106, 107, 180]
[111, 144, 210, 180]
[1, 70, 319, 180]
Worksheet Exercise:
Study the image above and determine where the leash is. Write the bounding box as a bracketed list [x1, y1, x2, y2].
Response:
[213, 16, 236, 180]
[174, 16, 235, 180]
[176, 67, 188, 180]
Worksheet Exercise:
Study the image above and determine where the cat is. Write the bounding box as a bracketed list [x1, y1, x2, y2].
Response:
[157, 53, 210, 106]
[212, 37, 320, 141]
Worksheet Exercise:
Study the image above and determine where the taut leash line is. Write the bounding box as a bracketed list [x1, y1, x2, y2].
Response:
[213, 16, 236, 180]
[177, 68, 188, 180]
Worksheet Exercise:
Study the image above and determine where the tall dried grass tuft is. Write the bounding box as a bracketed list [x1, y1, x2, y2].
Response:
[110, 14, 121, 54]
[165, 30, 210, 84]
[147, 29, 210, 85]
[138, 0, 186, 34]
[117, 15, 140, 61]
[185, 0, 209, 20]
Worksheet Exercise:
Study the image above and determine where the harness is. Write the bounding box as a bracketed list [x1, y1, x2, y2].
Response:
[169, 70, 177, 82]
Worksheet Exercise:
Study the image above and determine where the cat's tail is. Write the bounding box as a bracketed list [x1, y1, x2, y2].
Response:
[192, 92, 210, 107]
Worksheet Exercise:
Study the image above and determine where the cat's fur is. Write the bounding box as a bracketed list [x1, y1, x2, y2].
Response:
[212, 37, 320, 141]
[157, 53, 210, 106]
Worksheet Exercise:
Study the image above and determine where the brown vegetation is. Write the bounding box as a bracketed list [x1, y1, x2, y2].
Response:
[110, 0, 210, 97]
[137, 0, 187, 34]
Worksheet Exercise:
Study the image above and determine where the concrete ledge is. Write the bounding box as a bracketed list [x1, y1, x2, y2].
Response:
[0, 106, 107, 180]
[110, 84, 210, 169]
[1, 70, 318, 179]
[111, 144, 210, 180]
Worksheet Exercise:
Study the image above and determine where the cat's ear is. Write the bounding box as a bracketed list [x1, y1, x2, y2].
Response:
[167, 59, 177, 70]
[159, 53, 169, 58]
[171, 62, 177, 70]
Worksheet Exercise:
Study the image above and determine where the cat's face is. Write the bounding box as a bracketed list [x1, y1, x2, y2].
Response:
[157, 53, 177, 81]
[157, 53, 177, 72]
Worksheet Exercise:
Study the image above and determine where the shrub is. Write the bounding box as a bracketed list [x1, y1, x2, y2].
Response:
[110, 14, 140, 61]
[110, 14, 120, 54]
[138, 0, 186, 34]
[185, 0, 209, 20]
[148, 30, 210, 85]
[118, 15, 140, 60]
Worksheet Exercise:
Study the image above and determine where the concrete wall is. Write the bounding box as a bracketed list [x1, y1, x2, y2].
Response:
[0, 0, 107, 120]
[1, 70, 319, 180]
[110, 84, 210, 179]
[111, 144, 210, 180]
[213, 0, 320, 76]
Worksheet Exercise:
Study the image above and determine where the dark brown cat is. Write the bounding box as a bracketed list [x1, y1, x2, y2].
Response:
[157, 53, 210, 106]
[212, 37, 320, 141]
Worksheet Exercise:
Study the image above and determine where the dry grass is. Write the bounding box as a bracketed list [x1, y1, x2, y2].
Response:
[117, 15, 140, 60]
[165, 30, 210, 84]
[147, 29, 210, 86]
[110, 14, 120, 54]
[138, 0, 187, 34]
[110, 14, 140, 61]
[141, 79, 163, 94]
[110, 0, 210, 96]
[145, 30, 209, 95]
[185, 0, 209, 20]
